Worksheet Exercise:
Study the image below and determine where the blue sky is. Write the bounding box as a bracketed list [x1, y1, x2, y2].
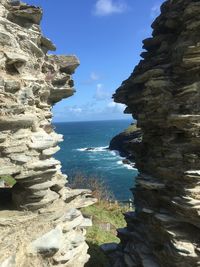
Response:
[25, 0, 164, 122]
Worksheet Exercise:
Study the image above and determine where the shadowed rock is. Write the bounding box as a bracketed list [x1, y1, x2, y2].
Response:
[111, 0, 200, 266]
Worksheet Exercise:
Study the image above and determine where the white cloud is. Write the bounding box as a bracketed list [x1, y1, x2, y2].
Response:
[94, 83, 110, 101]
[150, 3, 161, 19]
[53, 101, 130, 122]
[107, 101, 125, 113]
[94, 0, 127, 16]
[69, 107, 82, 114]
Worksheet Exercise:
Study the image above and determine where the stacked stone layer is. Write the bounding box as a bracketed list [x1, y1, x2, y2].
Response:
[0, 1, 95, 266]
[112, 0, 200, 266]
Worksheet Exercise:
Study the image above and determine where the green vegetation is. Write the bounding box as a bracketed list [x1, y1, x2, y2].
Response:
[0, 176, 16, 187]
[69, 173, 114, 201]
[82, 201, 129, 267]
[70, 173, 131, 267]
[124, 123, 138, 134]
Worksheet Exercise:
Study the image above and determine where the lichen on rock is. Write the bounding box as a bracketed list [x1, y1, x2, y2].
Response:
[0, 1, 95, 266]
[111, 0, 200, 266]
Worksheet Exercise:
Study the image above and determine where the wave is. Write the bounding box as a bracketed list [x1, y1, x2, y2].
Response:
[109, 150, 120, 156]
[124, 164, 137, 170]
[76, 146, 108, 152]
[76, 146, 137, 171]
[117, 160, 137, 170]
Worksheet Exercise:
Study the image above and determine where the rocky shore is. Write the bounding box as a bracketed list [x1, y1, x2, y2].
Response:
[109, 123, 142, 160]
[0, 1, 95, 266]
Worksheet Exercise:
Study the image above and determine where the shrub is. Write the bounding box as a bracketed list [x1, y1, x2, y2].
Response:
[68, 173, 114, 201]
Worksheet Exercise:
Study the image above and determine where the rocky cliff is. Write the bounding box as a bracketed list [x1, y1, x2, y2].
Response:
[0, 1, 95, 266]
[112, 0, 200, 266]
[109, 123, 142, 159]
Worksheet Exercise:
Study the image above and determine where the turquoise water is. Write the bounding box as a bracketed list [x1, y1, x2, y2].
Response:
[54, 120, 137, 200]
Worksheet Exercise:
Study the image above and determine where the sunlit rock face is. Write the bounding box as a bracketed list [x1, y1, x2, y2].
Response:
[112, 0, 200, 266]
[0, 1, 95, 266]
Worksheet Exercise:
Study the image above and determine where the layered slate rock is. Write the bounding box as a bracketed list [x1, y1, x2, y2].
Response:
[112, 0, 200, 266]
[0, 1, 95, 266]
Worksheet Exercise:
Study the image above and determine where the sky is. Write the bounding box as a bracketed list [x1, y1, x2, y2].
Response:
[25, 0, 165, 122]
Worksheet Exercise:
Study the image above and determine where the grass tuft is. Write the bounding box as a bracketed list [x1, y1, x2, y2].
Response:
[82, 201, 129, 267]
[0, 176, 16, 187]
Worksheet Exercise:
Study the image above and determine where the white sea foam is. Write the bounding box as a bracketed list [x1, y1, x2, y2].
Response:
[76, 146, 108, 152]
[116, 160, 137, 170]
[76, 148, 87, 151]
[109, 150, 119, 156]
[124, 164, 137, 170]
[76, 146, 137, 171]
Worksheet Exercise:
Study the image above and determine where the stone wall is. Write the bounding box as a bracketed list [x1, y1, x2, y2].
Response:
[0, 1, 95, 266]
[112, 0, 200, 266]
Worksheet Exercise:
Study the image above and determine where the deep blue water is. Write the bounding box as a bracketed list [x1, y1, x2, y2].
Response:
[53, 120, 137, 200]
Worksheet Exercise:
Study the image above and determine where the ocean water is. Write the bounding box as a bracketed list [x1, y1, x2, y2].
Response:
[53, 120, 138, 200]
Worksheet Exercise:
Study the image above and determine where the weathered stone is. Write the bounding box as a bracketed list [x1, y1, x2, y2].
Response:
[40, 36, 56, 51]
[0, 1, 94, 267]
[42, 146, 60, 156]
[9, 153, 32, 163]
[28, 131, 58, 150]
[8, 4, 42, 25]
[111, 0, 200, 266]
[5, 51, 27, 65]
[0, 133, 7, 143]
[26, 159, 60, 170]
[48, 55, 80, 74]
[4, 80, 20, 93]
[49, 86, 75, 103]
[30, 225, 63, 254]
[0, 255, 15, 267]
[0, 32, 11, 46]
[3, 144, 28, 154]
[0, 161, 20, 176]
[101, 243, 118, 253]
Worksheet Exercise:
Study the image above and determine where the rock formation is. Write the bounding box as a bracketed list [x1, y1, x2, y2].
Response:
[0, 1, 95, 266]
[109, 123, 142, 159]
[111, 0, 200, 266]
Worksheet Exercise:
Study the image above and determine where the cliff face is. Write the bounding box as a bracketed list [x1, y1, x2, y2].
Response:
[113, 0, 200, 266]
[0, 1, 95, 266]
[109, 124, 142, 159]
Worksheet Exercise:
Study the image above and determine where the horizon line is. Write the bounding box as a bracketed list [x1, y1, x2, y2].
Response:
[53, 118, 134, 123]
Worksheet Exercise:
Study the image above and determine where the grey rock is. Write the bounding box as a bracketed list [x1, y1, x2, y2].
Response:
[30, 226, 63, 254]
[0, 255, 15, 267]
[40, 36, 56, 51]
[26, 159, 60, 170]
[101, 243, 118, 253]
[0, 32, 11, 46]
[28, 131, 58, 150]
[5, 80, 20, 93]
[111, 0, 200, 266]
[9, 4, 42, 25]
[0, 1, 94, 267]
[42, 146, 60, 156]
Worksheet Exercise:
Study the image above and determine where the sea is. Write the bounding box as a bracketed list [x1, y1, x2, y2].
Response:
[53, 120, 138, 200]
